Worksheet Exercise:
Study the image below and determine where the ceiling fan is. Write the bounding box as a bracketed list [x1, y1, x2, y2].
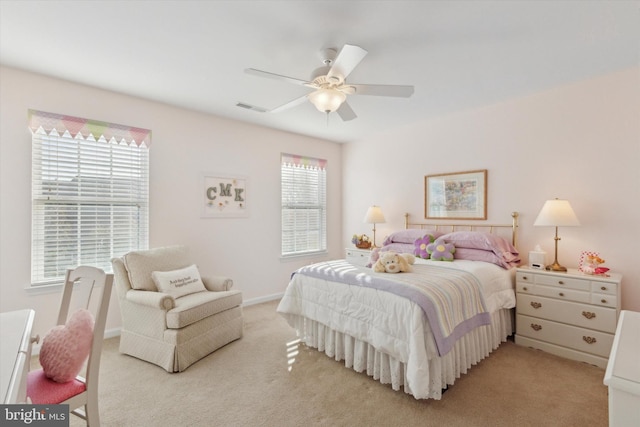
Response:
[238, 44, 414, 121]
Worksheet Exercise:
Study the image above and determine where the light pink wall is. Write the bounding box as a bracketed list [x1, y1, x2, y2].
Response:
[343, 67, 640, 311]
[0, 66, 343, 338]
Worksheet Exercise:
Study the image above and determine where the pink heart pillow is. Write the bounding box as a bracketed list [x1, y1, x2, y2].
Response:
[39, 309, 94, 383]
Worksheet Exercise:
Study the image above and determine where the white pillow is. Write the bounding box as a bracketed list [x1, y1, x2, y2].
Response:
[151, 264, 206, 299]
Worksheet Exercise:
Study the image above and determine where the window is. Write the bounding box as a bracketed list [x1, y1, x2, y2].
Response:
[29, 110, 150, 286]
[281, 153, 327, 257]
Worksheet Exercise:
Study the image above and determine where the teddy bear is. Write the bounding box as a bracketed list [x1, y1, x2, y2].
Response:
[373, 251, 415, 273]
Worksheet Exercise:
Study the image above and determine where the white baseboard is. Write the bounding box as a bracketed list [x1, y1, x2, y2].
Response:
[243, 292, 284, 306]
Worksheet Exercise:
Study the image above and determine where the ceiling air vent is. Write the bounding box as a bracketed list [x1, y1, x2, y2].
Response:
[236, 102, 267, 113]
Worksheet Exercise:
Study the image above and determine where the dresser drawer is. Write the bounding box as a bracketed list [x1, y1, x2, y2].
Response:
[534, 274, 590, 291]
[591, 293, 617, 308]
[516, 282, 535, 294]
[516, 294, 617, 333]
[517, 314, 614, 357]
[591, 281, 617, 295]
[533, 285, 590, 303]
[516, 271, 535, 284]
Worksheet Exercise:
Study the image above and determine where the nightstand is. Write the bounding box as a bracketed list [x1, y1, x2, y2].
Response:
[515, 266, 622, 368]
[345, 248, 372, 267]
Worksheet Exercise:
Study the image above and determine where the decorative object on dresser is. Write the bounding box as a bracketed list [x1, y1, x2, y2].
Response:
[515, 266, 621, 368]
[363, 205, 386, 248]
[533, 198, 580, 272]
[604, 310, 640, 427]
[528, 244, 547, 269]
[351, 233, 371, 249]
[580, 254, 610, 276]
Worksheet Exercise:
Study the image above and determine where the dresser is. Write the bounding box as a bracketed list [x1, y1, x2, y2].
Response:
[515, 266, 621, 368]
[1, 309, 36, 404]
[345, 247, 372, 267]
[604, 310, 640, 427]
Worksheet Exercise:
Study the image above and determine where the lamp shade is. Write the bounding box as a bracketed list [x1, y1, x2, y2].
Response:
[308, 88, 346, 113]
[363, 205, 386, 224]
[534, 199, 580, 227]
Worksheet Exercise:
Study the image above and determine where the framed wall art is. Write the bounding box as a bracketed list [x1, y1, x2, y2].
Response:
[201, 173, 248, 218]
[425, 169, 487, 220]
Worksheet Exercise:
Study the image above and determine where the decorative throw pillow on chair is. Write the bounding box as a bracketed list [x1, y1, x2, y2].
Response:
[151, 264, 207, 299]
[39, 308, 94, 383]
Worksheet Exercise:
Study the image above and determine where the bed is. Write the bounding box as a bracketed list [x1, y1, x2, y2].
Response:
[277, 212, 520, 400]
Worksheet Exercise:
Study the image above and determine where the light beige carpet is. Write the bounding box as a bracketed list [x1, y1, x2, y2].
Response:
[47, 300, 608, 426]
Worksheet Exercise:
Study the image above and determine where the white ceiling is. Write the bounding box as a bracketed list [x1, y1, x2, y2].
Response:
[1, 1, 638, 143]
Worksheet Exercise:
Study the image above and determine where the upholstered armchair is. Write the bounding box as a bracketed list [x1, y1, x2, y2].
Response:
[111, 246, 243, 372]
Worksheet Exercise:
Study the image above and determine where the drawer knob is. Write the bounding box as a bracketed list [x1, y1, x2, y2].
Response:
[558, 280, 565, 285]
[601, 299, 607, 304]
[583, 336, 597, 345]
[558, 292, 565, 297]
[530, 323, 542, 331]
[522, 276, 529, 281]
[523, 286, 528, 291]
[530, 301, 542, 309]
[600, 286, 607, 291]
[581, 311, 596, 320]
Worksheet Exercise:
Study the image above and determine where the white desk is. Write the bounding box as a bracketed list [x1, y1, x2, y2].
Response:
[604, 310, 640, 427]
[1, 309, 36, 404]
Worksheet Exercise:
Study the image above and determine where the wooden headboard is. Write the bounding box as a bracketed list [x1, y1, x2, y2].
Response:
[404, 212, 519, 249]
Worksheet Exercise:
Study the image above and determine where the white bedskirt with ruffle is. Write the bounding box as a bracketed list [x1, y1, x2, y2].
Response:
[280, 309, 513, 400]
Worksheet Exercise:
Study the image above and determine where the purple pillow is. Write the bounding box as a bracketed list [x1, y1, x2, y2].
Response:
[379, 243, 416, 254]
[454, 248, 518, 269]
[383, 229, 444, 246]
[440, 231, 520, 262]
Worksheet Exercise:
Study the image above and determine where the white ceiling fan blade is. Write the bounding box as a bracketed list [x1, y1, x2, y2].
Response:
[336, 101, 357, 121]
[270, 95, 309, 113]
[337, 85, 356, 95]
[245, 68, 309, 86]
[237, 95, 308, 114]
[327, 44, 367, 80]
[350, 84, 414, 97]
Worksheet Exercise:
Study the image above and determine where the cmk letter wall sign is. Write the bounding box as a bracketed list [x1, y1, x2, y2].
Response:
[201, 173, 248, 218]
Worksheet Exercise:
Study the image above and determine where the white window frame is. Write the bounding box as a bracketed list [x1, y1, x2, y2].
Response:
[29, 111, 149, 287]
[281, 153, 327, 257]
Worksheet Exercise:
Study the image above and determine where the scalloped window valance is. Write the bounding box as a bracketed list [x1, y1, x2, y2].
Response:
[28, 109, 151, 147]
[281, 153, 327, 170]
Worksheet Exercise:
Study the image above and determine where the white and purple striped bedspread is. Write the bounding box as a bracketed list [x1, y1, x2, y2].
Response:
[292, 260, 491, 356]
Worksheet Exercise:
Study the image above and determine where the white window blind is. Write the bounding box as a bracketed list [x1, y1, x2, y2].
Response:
[281, 153, 327, 257]
[29, 110, 150, 286]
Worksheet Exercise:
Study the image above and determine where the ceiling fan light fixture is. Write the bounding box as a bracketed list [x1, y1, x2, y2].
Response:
[308, 88, 346, 113]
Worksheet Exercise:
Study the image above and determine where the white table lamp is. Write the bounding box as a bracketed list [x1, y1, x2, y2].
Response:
[363, 205, 386, 248]
[534, 198, 580, 272]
